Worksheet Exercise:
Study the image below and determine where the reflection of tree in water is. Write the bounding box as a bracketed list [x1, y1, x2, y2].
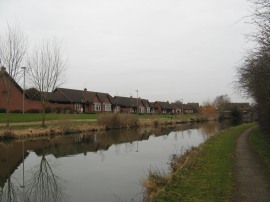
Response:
[199, 122, 220, 139]
[0, 176, 19, 202]
[25, 155, 67, 202]
[0, 143, 21, 202]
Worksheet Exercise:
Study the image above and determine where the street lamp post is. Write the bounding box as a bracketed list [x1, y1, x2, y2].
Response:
[136, 90, 139, 114]
[21, 67, 26, 114]
[181, 99, 183, 114]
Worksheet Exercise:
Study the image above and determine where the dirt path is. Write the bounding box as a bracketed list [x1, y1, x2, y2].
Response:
[232, 126, 270, 202]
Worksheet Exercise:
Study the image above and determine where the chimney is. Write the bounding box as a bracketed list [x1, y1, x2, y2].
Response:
[1, 66, 6, 72]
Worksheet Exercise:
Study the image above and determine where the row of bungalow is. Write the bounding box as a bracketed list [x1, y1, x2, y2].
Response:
[0, 66, 200, 114]
[48, 87, 199, 114]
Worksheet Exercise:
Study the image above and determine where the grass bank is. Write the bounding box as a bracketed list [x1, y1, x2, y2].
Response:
[250, 127, 270, 169]
[0, 113, 207, 140]
[0, 113, 195, 124]
[143, 123, 255, 201]
[0, 113, 97, 123]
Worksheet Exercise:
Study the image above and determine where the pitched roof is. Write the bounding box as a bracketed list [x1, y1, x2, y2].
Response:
[0, 66, 24, 95]
[155, 101, 174, 110]
[114, 96, 136, 108]
[53, 88, 84, 102]
[50, 88, 114, 104]
[25, 88, 40, 100]
[83, 91, 96, 103]
[171, 102, 183, 109]
[96, 92, 115, 104]
[141, 99, 150, 107]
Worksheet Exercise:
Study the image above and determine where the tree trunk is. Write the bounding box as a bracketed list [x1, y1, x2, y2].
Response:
[42, 101, 46, 127]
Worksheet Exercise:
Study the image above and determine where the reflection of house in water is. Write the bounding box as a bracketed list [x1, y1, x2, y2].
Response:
[32, 129, 154, 158]
[0, 142, 28, 187]
[0, 122, 214, 187]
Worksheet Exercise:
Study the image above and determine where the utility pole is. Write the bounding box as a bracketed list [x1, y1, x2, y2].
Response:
[136, 90, 139, 114]
[181, 99, 183, 114]
[21, 67, 26, 114]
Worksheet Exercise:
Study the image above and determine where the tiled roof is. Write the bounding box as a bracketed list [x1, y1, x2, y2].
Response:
[114, 96, 136, 108]
[171, 102, 183, 109]
[141, 99, 150, 107]
[25, 88, 40, 100]
[54, 88, 83, 102]
[96, 92, 115, 104]
[83, 91, 96, 103]
[50, 88, 114, 104]
[155, 101, 174, 110]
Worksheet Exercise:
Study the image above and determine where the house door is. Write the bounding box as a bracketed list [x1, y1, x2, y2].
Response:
[83, 104, 88, 113]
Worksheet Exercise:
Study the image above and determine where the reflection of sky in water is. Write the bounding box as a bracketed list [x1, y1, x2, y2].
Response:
[4, 124, 222, 202]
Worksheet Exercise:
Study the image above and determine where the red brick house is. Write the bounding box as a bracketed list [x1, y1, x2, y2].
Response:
[182, 104, 194, 114]
[0, 67, 113, 113]
[221, 103, 251, 119]
[187, 103, 200, 113]
[0, 66, 44, 112]
[114, 96, 150, 114]
[171, 102, 183, 114]
[153, 101, 174, 114]
[50, 88, 114, 113]
[141, 99, 151, 114]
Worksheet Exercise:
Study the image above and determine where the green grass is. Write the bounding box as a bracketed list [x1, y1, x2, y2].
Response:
[153, 123, 255, 202]
[0, 113, 193, 124]
[250, 127, 270, 169]
[0, 113, 97, 123]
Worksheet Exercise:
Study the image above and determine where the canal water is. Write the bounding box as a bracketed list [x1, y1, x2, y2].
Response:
[0, 121, 231, 202]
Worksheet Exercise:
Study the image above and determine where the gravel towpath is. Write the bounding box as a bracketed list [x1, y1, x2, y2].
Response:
[232, 126, 270, 202]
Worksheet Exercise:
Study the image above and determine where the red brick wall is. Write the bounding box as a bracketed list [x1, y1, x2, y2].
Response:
[0, 73, 73, 113]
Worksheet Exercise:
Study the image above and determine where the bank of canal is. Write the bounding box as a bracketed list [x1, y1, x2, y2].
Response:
[145, 123, 255, 201]
[0, 121, 232, 201]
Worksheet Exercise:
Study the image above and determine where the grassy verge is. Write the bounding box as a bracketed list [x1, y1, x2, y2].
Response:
[0, 113, 97, 123]
[143, 123, 255, 201]
[250, 127, 270, 169]
[0, 113, 194, 124]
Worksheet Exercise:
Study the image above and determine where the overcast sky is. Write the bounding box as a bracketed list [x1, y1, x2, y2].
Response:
[0, 0, 255, 104]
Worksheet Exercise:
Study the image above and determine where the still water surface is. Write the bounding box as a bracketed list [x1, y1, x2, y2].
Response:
[0, 122, 231, 202]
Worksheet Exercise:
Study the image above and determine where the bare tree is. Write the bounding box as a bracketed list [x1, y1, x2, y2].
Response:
[236, 0, 270, 132]
[0, 24, 28, 128]
[27, 39, 67, 127]
[213, 94, 231, 119]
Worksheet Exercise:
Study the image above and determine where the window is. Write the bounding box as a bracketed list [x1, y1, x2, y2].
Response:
[74, 103, 80, 110]
[104, 104, 111, 112]
[94, 103, 101, 111]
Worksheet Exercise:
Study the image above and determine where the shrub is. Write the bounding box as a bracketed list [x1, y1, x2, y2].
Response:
[45, 107, 52, 113]
[54, 107, 62, 114]
[97, 113, 139, 129]
[0, 108, 6, 113]
[11, 109, 22, 113]
[26, 109, 40, 113]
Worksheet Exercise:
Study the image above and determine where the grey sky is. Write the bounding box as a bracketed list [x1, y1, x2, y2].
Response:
[0, 0, 254, 104]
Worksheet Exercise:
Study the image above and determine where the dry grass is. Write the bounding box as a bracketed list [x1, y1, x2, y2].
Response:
[97, 113, 139, 129]
[142, 169, 170, 202]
